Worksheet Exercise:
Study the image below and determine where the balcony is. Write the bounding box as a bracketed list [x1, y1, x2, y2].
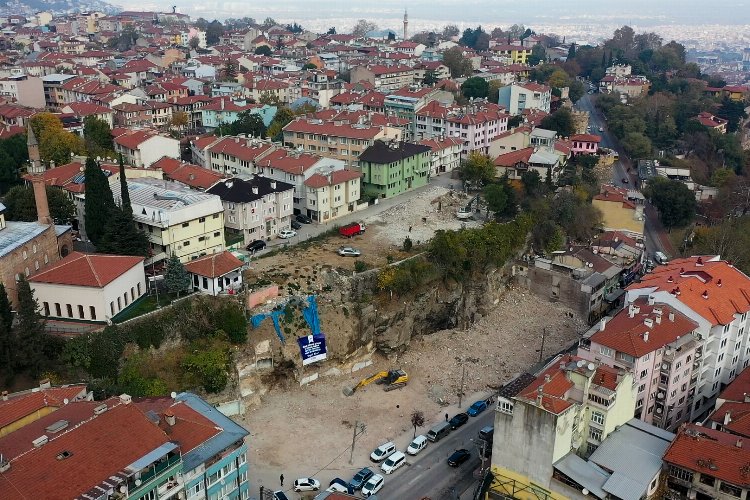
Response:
[157, 475, 184, 499]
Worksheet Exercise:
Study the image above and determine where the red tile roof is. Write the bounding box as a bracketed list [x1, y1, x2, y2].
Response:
[206, 136, 276, 162]
[628, 256, 750, 326]
[153, 157, 225, 189]
[20, 161, 119, 194]
[283, 116, 383, 139]
[0, 402, 172, 500]
[494, 147, 534, 167]
[518, 358, 575, 414]
[664, 424, 750, 487]
[419, 136, 464, 151]
[63, 101, 113, 116]
[695, 111, 728, 128]
[708, 402, 750, 438]
[28, 252, 144, 288]
[304, 169, 361, 188]
[590, 299, 698, 357]
[719, 367, 750, 403]
[135, 397, 221, 453]
[0, 385, 88, 429]
[114, 129, 158, 149]
[183, 251, 243, 278]
[570, 133, 602, 143]
[593, 185, 636, 209]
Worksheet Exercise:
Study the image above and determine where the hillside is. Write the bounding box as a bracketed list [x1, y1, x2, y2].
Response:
[0, 0, 119, 16]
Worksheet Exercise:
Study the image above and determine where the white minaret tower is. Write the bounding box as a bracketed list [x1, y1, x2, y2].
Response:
[403, 10, 408, 41]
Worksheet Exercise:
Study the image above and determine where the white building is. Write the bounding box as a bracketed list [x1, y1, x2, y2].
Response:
[184, 250, 244, 295]
[419, 136, 463, 175]
[114, 130, 180, 168]
[302, 168, 362, 222]
[29, 252, 146, 323]
[497, 82, 552, 115]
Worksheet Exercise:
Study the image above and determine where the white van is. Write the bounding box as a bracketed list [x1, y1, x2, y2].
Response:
[407, 435, 428, 455]
[426, 421, 452, 442]
[370, 441, 396, 462]
[381, 451, 406, 474]
[654, 251, 668, 265]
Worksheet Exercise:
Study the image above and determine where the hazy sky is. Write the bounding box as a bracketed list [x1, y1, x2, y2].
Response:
[122, 0, 750, 33]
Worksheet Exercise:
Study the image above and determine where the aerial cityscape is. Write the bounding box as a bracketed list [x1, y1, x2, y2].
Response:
[0, 1, 748, 500]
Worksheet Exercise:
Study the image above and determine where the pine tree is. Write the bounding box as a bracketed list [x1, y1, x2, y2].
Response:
[14, 276, 45, 376]
[98, 208, 150, 257]
[0, 283, 14, 373]
[164, 255, 191, 297]
[84, 157, 115, 245]
[118, 153, 132, 218]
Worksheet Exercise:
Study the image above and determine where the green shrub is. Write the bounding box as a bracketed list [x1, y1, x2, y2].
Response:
[354, 260, 369, 273]
[403, 237, 413, 252]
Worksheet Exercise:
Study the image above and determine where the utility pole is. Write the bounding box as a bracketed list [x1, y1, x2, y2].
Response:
[349, 421, 366, 464]
[458, 363, 466, 408]
[539, 327, 547, 362]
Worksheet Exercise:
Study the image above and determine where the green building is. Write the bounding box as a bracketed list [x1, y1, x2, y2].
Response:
[359, 140, 431, 199]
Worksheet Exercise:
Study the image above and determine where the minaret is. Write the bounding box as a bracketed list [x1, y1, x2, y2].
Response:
[27, 125, 52, 225]
[403, 10, 408, 41]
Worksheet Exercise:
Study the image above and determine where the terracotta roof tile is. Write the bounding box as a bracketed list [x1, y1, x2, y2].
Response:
[0, 385, 88, 429]
[184, 251, 243, 278]
[708, 402, 750, 438]
[494, 147, 534, 167]
[28, 252, 144, 288]
[719, 367, 750, 403]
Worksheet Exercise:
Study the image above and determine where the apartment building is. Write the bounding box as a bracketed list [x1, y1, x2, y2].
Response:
[419, 136, 463, 175]
[200, 136, 277, 175]
[113, 178, 225, 264]
[0, 75, 44, 108]
[359, 140, 431, 198]
[489, 354, 637, 498]
[201, 98, 277, 130]
[414, 100, 509, 154]
[282, 116, 402, 166]
[383, 86, 454, 138]
[487, 42, 532, 64]
[349, 64, 415, 92]
[578, 299, 700, 431]
[40, 73, 77, 110]
[498, 82, 552, 115]
[592, 185, 645, 239]
[627, 256, 750, 423]
[114, 129, 181, 168]
[302, 168, 362, 222]
[206, 176, 294, 243]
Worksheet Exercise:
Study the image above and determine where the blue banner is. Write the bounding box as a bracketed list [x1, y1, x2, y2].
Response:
[298, 334, 327, 365]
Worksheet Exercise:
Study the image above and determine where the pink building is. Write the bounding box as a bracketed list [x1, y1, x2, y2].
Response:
[569, 133, 601, 155]
[578, 298, 700, 431]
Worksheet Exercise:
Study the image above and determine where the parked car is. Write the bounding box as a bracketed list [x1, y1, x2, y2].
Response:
[467, 400, 488, 416]
[273, 491, 289, 500]
[447, 449, 471, 467]
[381, 451, 406, 474]
[622, 177, 629, 184]
[278, 229, 297, 239]
[291, 219, 302, 230]
[246, 240, 266, 252]
[338, 246, 361, 257]
[449, 412, 469, 429]
[362, 474, 384, 497]
[327, 478, 354, 493]
[296, 214, 313, 224]
[407, 435, 428, 455]
[370, 441, 396, 462]
[599, 126, 604, 132]
[349, 467, 374, 490]
[293, 477, 320, 492]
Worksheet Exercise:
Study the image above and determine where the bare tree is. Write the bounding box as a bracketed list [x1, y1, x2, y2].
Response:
[352, 19, 378, 38]
[411, 410, 425, 438]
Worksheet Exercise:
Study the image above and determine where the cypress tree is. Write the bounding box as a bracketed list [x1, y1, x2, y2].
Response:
[14, 276, 45, 376]
[98, 208, 150, 257]
[0, 284, 14, 374]
[84, 157, 115, 245]
[165, 255, 191, 297]
[118, 153, 132, 218]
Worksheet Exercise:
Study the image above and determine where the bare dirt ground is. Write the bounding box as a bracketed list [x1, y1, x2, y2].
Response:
[239, 286, 585, 495]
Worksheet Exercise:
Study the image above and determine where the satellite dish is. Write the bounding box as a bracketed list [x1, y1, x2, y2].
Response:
[135, 479, 142, 486]
[587, 363, 595, 371]
[577, 360, 585, 368]
[170, 391, 177, 399]
[63, 398, 69, 404]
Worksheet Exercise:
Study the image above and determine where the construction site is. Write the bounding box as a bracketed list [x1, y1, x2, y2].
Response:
[234, 186, 586, 495]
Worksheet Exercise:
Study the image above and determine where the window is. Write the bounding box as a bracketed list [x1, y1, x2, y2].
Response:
[131, 287, 135, 300]
[214, 231, 220, 237]
[721, 338, 728, 348]
[589, 427, 603, 442]
[640, 369, 648, 379]
[183, 240, 190, 246]
[137, 283, 141, 295]
[720, 482, 742, 497]
[591, 411, 604, 425]
[199, 217, 205, 223]
[78, 305, 84, 319]
[638, 383, 646, 393]
[669, 465, 694, 482]
[90, 306, 96, 320]
[110, 302, 115, 316]
[117, 297, 121, 311]
[699, 475, 715, 487]
[43, 302, 50, 316]
[66, 304, 73, 317]
[499, 400, 514, 415]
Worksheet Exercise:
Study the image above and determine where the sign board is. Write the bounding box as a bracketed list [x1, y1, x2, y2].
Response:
[297, 334, 327, 365]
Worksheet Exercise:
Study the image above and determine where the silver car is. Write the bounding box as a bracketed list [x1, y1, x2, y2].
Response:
[338, 246, 361, 257]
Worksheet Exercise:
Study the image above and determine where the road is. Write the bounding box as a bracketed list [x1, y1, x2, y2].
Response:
[382, 411, 493, 500]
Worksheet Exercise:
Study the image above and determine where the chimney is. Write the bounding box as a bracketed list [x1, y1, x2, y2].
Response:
[725, 411, 732, 425]
[702, 290, 709, 299]
[643, 331, 649, 342]
[717, 279, 722, 287]
[667, 276, 673, 283]
[737, 439, 743, 449]
[39, 378, 51, 389]
[536, 385, 544, 406]
[270, 180, 276, 189]
[165, 411, 176, 426]
[644, 318, 653, 328]
[656, 315, 661, 324]
[1, 391, 7, 401]
[696, 256, 703, 266]
[669, 312, 675, 322]
[648, 295, 655, 305]
[544, 374, 551, 383]
[252, 186, 259, 195]
[745, 393, 750, 403]
[119, 394, 132, 405]
[599, 317, 607, 331]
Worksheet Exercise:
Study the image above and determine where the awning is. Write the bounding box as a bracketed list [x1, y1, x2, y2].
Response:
[605, 289, 625, 302]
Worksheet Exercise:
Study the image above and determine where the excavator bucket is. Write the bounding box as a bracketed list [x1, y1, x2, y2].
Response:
[343, 386, 356, 396]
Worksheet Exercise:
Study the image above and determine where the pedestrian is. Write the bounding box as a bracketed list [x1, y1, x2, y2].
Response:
[409, 225, 412, 233]
[280, 474, 284, 487]
[445, 413, 449, 422]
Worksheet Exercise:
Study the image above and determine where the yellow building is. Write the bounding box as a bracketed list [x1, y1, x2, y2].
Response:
[487, 354, 636, 499]
[591, 185, 644, 239]
[114, 179, 225, 264]
[0, 382, 90, 437]
[489, 43, 533, 64]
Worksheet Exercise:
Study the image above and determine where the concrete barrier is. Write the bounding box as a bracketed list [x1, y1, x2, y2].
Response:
[215, 398, 245, 417]
[300, 372, 319, 386]
[351, 359, 373, 373]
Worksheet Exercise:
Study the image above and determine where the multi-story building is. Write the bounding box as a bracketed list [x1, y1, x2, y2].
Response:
[663, 424, 750, 500]
[498, 82, 552, 115]
[114, 129, 181, 168]
[113, 178, 225, 264]
[302, 168, 362, 222]
[487, 42, 532, 64]
[592, 185, 645, 239]
[359, 140, 431, 198]
[419, 136, 463, 175]
[414, 100, 509, 154]
[282, 116, 402, 166]
[349, 64, 415, 92]
[206, 176, 294, 243]
[627, 256, 750, 422]
[489, 354, 637, 498]
[200, 136, 277, 174]
[201, 98, 277, 130]
[578, 299, 700, 431]
[570, 133, 602, 155]
[0, 75, 44, 108]
[40, 73, 77, 110]
[383, 86, 454, 139]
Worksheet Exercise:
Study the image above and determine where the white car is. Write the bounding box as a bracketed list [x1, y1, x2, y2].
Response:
[362, 473, 384, 497]
[407, 435, 428, 455]
[278, 229, 297, 239]
[292, 477, 320, 492]
[381, 451, 406, 474]
[338, 246, 361, 257]
[370, 441, 396, 462]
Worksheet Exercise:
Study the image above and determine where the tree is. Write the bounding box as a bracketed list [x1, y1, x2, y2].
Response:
[0, 134, 28, 192]
[3, 185, 75, 224]
[286, 22, 303, 34]
[97, 208, 150, 257]
[261, 17, 277, 28]
[410, 410, 425, 438]
[622, 132, 652, 158]
[267, 107, 295, 141]
[352, 19, 377, 38]
[258, 91, 282, 106]
[540, 108, 575, 137]
[205, 20, 224, 45]
[14, 276, 45, 376]
[461, 77, 489, 99]
[169, 111, 189, 130]
[442, 24, 460, 39]
[223, 58, 237, 82]
[84, 157, 116, 245]
[568, 80, 585, 103]
[532, 219, 564, 254]
[254, 45, 272, 56]
[422, 71, 439, 86]
[718, 97, 748, 133]
[461, 152, 495, 186]
[547, 69, 570, 89]
[165, 255, 191, 296]
[645, 177, 696, 228]
[326, 27, 336, 35]
[83, 116, 113, 157]
[0, 283, 13, 375]
[222, 110, 266, 137]
[189, 36, 200, 50]
[302, 62, 317, 70]
[483, 183, 507, 216]
[521, 170, 543, 197]
[30, 113, 85, 166]
[528, 44, 547, 65]
[118, 154, 132, 218]
[442, 47, 473, 78]
[508, 115, 523, 128]
[488, 80, 503, 103]
[567, 44, 576, 59]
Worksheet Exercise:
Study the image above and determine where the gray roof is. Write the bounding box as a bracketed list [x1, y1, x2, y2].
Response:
[553, 453, 608, 499]
[0, 221, 48, 258]
[589, 419, 674, 500]
[176, 392, 249, 472]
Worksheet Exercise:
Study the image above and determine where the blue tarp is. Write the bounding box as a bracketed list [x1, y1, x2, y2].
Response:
[250, 295, 321, 344]
[250, 310, 286, 344]
[302, 295, 321, 336]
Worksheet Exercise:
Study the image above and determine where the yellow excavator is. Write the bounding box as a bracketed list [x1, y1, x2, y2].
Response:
[343, 369, 409, 396]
